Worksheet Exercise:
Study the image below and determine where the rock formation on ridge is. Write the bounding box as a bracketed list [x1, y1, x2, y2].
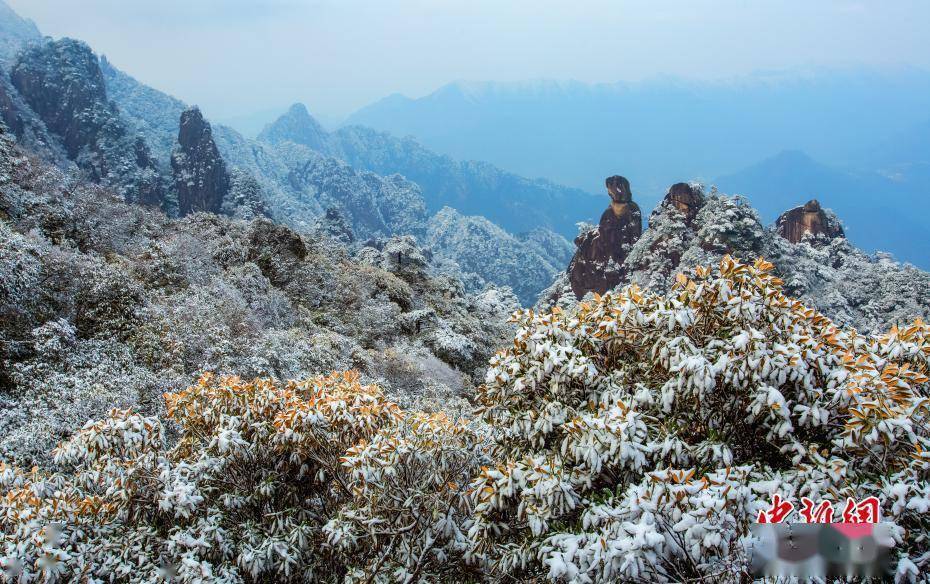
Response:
[662, 182, 705, 224]
[567, 175, 642, 297]
[775, 198, 845, 243]
[172, 106, 229, 216]
[542, 180, 929, 333]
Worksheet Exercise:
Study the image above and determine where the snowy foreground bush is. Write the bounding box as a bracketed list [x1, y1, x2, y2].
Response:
[3, 257, 930, 582]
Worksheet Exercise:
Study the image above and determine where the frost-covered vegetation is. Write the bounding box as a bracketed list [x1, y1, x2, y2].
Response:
[427, 207, 571, 305]
[4, 252, 930, 582]
[0, 129, 515, 466]
[2, 8, 930, 582]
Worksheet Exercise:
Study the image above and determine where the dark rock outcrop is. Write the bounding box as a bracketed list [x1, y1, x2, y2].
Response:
[775, 199, 844, 243]
[0, 68, 66, 164]
[172, 107, 229, 216]
[567, 175, 642, 298]
[9, 39, 163, 206]
[661, 182, 704, 224]
[246, 218, 308, 289]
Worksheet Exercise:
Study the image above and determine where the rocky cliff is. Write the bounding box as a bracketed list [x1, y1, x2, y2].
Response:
[172, 107, 229, 216]
[775, 198, 845, 243]
[8, 38, 164, 206]
[566, 175, 642, 297]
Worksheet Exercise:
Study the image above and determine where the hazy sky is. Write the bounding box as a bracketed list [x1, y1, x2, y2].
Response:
[8, 0, 930, 122]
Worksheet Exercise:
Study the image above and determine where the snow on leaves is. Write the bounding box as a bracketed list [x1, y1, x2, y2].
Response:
[3, 257, 930, 582]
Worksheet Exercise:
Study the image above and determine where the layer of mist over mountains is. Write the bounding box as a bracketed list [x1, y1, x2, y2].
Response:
[346, 75, 930, 266]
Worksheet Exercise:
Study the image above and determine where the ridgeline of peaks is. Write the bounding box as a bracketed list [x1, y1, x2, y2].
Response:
[346, 76, 930, 269]
[258, 101, 603, 238]
[547, 175, 928, 332]
[0, 17, 574, 304]
[0, 1, 926, 321]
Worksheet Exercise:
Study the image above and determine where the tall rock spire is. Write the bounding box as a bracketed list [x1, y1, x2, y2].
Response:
[567, 175, 642, 298]
[172, 107, 229, 216]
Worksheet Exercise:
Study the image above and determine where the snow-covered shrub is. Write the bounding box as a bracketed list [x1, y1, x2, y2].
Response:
[0, 372, 479, 582]
[471, 256, 930, 581]
[4, 257, 930, 582]
[3, 335, 167, 466]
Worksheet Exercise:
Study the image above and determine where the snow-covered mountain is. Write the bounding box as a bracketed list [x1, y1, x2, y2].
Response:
[346, 75, 930, 268]
[260, 103, 603, 238]
[0, 7, 576, 305]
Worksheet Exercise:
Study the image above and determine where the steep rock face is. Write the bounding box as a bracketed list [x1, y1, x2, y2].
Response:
[567, 175, 642, 298]
[9, 39, 163, 206]
[775, 199, 844, 243]
[172, 107, 229, 216]
[10, 39, 107, 156]
[0, 69, 67, 164]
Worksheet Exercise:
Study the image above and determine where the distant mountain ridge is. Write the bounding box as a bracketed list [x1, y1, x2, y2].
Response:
[90, 61, 575, 304]
[346, 75, 930, 266]
[346, 74, 930, 195]
[259, 103, 603, 238]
